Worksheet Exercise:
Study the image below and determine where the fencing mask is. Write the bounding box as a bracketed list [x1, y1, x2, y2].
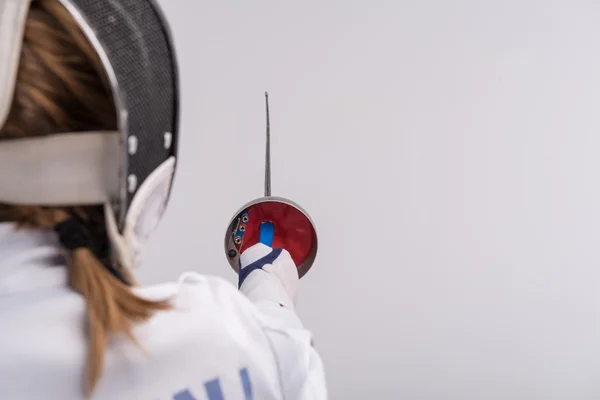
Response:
[0, 0, 179, 271]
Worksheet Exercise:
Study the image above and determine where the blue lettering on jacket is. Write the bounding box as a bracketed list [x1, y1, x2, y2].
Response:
[172, 368, 253, 400]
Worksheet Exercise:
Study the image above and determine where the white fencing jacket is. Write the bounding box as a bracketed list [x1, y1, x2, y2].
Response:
[0, 223, 327, 400]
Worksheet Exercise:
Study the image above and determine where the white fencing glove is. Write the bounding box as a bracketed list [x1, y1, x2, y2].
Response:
[238, 243, 299, 309]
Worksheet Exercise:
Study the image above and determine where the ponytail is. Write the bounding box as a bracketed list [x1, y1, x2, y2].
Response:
[68, 246, 171, 396]
[15, 208, 171, 396]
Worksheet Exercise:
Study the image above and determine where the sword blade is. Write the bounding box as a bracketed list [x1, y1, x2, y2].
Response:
[264, 92, 271, 197]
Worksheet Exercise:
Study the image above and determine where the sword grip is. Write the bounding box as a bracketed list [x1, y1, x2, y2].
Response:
[259, 221, 274, 247]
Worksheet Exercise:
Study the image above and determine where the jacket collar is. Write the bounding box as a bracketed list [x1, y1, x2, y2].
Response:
[0, 223, 68, 295]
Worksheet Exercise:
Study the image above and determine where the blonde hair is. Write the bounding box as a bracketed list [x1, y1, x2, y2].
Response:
[0, 1, 170, 396]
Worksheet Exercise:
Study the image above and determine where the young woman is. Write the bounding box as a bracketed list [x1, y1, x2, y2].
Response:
[0, 1, 326, 399]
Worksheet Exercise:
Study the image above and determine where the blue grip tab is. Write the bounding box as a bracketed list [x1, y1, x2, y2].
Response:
[259, 222, 274, 247]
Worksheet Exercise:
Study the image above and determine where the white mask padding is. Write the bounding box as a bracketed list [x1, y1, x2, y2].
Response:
[0, 131, 120, 205]
[105, 156, 176, 271]
[0, 0, 32, 129]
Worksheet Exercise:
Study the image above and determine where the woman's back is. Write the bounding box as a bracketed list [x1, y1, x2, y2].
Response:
[0, 223, 301, 400]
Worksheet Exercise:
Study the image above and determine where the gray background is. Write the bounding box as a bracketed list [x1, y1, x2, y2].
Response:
[142, 1, 600, 399]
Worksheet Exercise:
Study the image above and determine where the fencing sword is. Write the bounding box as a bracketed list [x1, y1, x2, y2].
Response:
[223, 92, 319, 278]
